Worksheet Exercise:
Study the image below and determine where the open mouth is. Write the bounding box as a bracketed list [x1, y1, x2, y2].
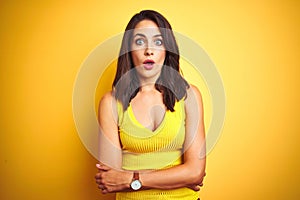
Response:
[143, 59, 155, 65]
[143, 59, 155, 70]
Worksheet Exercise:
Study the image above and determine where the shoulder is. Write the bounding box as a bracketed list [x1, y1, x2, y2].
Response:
[184, 84, 203, 111]
[101, 91, 114, 101]
[98, 91, 117, 114]
[99, 91, 115, 107]
[186, 84, 203, 102]
[98, 91, 119, 123]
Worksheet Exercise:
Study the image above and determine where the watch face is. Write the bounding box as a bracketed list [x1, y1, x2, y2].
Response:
[131, 180, 142, 190]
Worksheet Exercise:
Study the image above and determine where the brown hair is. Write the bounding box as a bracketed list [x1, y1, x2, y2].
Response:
[113, 10, 189, 111]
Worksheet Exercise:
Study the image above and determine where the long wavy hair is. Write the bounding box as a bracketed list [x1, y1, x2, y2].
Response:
[113, 10, 189, 112]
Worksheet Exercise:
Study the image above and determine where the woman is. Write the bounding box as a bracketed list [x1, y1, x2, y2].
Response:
[95, 10, 206, 200]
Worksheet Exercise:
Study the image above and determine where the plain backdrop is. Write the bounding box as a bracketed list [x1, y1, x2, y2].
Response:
[0, 0, 299, 199]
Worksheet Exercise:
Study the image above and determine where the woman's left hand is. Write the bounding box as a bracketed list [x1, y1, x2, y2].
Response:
[95, 164, 132, 194]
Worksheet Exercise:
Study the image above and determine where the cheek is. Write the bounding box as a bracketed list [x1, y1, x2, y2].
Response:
[131, 51, 140, 66]
[157, 51, 166, 64]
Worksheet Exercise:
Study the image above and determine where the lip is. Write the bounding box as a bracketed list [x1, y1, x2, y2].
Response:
[143, 59, 155, 64]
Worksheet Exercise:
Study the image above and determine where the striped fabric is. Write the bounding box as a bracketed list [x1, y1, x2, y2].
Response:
[116, 99, 200, 199]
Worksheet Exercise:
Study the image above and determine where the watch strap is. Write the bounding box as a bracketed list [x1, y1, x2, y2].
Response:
[133, 171, 139, 181]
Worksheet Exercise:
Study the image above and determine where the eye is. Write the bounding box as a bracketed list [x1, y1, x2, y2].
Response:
[154, 39, 163, 46]
[135, 38, 145, 46]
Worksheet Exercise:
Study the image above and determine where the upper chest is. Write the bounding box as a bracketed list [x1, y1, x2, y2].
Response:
[130, 91, 166, 131]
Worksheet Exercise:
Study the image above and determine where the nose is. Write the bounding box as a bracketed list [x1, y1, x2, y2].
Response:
[144, 47, 154, 56]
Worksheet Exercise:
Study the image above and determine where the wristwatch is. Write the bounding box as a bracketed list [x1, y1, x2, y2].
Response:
[130, 172, 142, 190]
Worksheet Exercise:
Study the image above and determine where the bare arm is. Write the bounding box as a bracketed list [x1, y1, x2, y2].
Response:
[95, 86, 206, 193]
[98, 92, 122, 169]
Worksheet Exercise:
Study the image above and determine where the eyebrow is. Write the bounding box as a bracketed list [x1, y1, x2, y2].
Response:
[133, 33, 162, 38]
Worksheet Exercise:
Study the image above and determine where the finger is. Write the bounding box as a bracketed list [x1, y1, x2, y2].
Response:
[187, 185, 200, 191]
[96, 163, 110, 171]
[98, 184, 105, 190]
[102, 190, 107, 194]
[99, 185, 109, 194]
[95, 173, 102, 179]
[101, 189, 108, 194]
[192, 185, 200, 191]
[95, 178, 102, 184]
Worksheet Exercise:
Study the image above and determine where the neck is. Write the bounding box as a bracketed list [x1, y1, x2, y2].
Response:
[139, 82, 156, 92]
[138, 75, 159, 92]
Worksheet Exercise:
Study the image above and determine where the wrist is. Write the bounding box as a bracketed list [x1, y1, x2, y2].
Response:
[124, 171, 133, 189]
[130, 171, 142, 190]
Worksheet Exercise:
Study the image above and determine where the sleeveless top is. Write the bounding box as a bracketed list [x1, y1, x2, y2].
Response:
[116, 99, 200, 200]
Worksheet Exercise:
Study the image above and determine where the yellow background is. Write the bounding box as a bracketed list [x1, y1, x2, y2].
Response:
[1, 0, 299, 199]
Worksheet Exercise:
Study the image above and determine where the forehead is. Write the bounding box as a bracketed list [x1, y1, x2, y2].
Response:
[133, 20, 161, 36]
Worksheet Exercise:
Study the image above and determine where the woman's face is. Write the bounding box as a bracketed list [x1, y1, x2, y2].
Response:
[131, 20, 166, 81]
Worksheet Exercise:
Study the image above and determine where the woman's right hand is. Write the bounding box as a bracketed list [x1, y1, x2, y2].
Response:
[95, 163, 132, 194]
